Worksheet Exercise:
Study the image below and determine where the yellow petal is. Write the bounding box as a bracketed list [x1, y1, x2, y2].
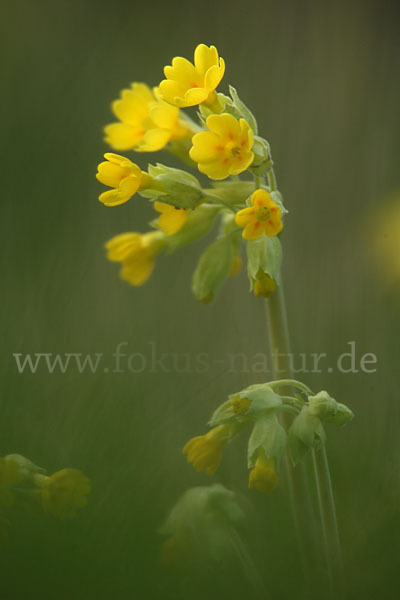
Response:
[105, 233, 141, 261]
[194, 44, 219, 76]
[154, 202, 188, 235]
[204, 61, 225, 92]
[121, 255, 154, 286]
[235, 207, 256, 227]
[189, 131, 221, 162]
[104, 122, 145, 151]
[136, 128, 172, 152]
[230, 150, 255, 175]
[159, 79, 187, 103]
[206, 113, 241, 139]
[183, 87, 209, 106]
[243, 220, 265, 241]
[198, 159, 231, 180]
[251, 189, 271, 206]
[164, 56, 201, 86]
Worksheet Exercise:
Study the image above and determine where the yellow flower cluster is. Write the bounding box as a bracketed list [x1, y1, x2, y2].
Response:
[96, 43, 285, 292]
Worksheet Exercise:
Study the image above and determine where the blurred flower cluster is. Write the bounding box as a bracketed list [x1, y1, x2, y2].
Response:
[0, 454, 90, 538]
[183, 382, 353, 492]
[96, 44, 286, 302]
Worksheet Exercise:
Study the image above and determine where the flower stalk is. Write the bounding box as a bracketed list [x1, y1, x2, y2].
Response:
[267, 267, 344, 597]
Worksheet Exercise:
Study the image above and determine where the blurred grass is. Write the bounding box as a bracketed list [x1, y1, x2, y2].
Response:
[1, 0, 400, 598]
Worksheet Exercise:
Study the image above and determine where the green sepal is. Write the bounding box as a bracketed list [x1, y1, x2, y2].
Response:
[288, 406, 326, 465]
[208, 400, 242, 427]
[210, 181, 256, 207]
[231, 384, 283, 415]
[247, 415, 287, 468]
[142, 164, 204, 209]
[192, 235, 236, 302]
[308, 391, 354, 426]
[165, 205, 219, 252]
[228, 86, 258, 135]
[247, 235, 282, 287]
[323, 403, 354, 426]
[249, 135, 270, 167]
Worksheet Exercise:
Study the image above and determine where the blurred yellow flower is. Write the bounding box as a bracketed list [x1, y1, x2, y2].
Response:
[104, 83, 192, 152]
[96, 153, 152, 206]
[0, 457, 22, 509]
[253, 274, 276, 298]
[36, 468, 90, 518]
[370, 194, 400, 286]
[105, 231, 165, 286]
[248, 451, 278, 493]
[231, 395, 251, 415]
[154, 202, 188, 235]
[190, 113, 254, 180]
[235, 189, 282, 241]
[160, 44, 225, 108]
[183, 425, 230, 475]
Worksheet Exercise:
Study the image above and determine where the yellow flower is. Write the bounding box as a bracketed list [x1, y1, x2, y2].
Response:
[248, 451, 278, 493]
[35, 468, 90, 518]
[253, 274, 276, 298]
[96, 153, 151, 206]
[189, 113, 254, 180]
[104, 83, 192, 152]
[160, 44, 225, 108]
[154, 202, 188, 235]
[0, 457, 22, 509]
[231, 395, 251, 415]
[183, 425, 230, 475]
[235, 189, 282, 241]
[105, 231, 165, 286]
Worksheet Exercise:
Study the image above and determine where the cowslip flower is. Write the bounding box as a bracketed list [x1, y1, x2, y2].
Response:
[104, 83, 192, 152]
[106, 231, 165, 286]
[190, 113, 254, 180]
[96, 153, 152, 206]
[235, 189, 282, 241]
[0, 457, 22, 509]
[231, 395, 251, 415]
[183, 425, 230, 475]
[248, 451, 278, 493]
[253, 274, 276, 298]
[35, 468, 90, 518]
[154, 202, 188, 235]
[160, 44, 225, 108]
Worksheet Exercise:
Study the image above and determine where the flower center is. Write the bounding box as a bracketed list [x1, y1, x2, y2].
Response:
[255, 206, 271, 221]
[230, 146, 241, 158]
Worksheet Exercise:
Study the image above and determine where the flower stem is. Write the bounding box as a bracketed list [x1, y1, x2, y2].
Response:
[267, 280, 344, 597]
[266, 283, 320, 586]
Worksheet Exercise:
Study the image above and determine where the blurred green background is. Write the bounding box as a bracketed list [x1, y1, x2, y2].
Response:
[2, 0, 400, 598]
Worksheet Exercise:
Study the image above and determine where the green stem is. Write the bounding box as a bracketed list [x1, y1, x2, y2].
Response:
[312, 447, 345, 597]
[267, 281, 344, 597]
[266, 284, 320, 588]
